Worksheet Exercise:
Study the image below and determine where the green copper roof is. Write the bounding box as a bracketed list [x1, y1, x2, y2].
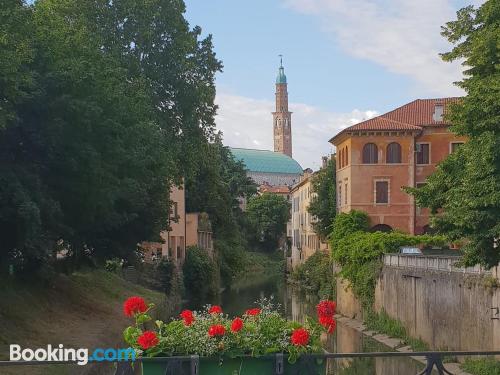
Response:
[276, 66, 287, 84]
[230, 148, 302, 174]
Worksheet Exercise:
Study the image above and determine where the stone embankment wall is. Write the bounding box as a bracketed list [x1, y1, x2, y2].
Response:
[335, 257, 500, 351]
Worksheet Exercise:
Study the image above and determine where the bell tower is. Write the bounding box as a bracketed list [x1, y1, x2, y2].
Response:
[273, 56, 292, 157]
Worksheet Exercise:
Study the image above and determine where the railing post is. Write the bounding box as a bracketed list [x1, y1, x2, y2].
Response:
[190, 355, 199, 375]
[275, 353, 284, 375]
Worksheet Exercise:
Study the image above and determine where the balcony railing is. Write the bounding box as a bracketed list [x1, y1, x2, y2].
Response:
[1, 350, 499, 375]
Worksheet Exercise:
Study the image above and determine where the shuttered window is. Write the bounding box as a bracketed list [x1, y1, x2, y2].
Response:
[416, 143, 430, 164]
[362, 143, 378, 164]
[375, 181, 389, 204]
[386, 142, 402, 163]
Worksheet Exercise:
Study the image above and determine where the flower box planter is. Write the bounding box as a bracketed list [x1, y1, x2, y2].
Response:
[142, 355, 326, 375]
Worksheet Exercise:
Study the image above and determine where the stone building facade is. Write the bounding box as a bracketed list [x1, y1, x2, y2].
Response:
[290, 170, 329, 269]
[330, 98, 466, 234]
[141, 184, 186, 265]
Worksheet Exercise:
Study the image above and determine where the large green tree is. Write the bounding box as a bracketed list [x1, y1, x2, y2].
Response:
[407, 0, 500, 267]
[307, 157, 337, 240]
[0, 0, 221, 273]
[246, 193, 291, 251]
[185, 136, 257, 284]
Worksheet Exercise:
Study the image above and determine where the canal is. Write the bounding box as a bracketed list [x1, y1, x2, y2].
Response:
[186, 271, 431, 375]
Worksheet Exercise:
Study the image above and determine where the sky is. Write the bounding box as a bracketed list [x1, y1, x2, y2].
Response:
[185, 0, 480, 170]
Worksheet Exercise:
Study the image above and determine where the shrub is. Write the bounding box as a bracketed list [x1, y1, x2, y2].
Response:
[104, 258, 123, 273]
[183, 246, 217, 299]
[291, 251, 335, 299]
[332, 231, 445, 307]
[329, 210, 370, 245]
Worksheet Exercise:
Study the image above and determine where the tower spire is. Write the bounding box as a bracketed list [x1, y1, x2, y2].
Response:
[273, 57, 292, 157]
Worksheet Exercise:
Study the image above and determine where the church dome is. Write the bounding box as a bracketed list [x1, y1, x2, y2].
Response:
[230, 148, 302, 174]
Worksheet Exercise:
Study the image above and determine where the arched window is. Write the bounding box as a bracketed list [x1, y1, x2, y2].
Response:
[345, 146, 348, 166]
[339, 149, 343, 168]
[370, 224, 393, 233]
[386, 142, 402, 163]
[362, 143, 378, 164]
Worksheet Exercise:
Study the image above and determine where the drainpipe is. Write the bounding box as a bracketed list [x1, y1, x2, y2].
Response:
[410, 133, 417, 235]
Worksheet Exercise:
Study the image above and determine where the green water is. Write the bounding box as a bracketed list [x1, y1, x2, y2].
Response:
[187, 273, 430, 375]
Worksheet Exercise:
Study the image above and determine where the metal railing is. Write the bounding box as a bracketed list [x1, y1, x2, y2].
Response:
[383, 254, 492, 275]
[1, 350, 499, 375]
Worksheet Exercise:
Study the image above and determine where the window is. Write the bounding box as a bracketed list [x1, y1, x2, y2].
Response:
[344, 183, 348, 205]
[416, 143, 430, 164]
[386, 142, 402, 163]
[338, 184, 342, 207]
[433, 104, 444, 121]
[345, 146, 348, 166]
[362, 143, 378, 164]
[450, 142, 464, 153]
[375, 181, 389, 204]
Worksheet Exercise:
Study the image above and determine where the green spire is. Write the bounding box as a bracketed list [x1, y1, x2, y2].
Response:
[276, 55, 287, 84]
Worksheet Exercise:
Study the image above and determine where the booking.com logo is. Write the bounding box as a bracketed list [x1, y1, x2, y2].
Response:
[10, 344, 136, 366]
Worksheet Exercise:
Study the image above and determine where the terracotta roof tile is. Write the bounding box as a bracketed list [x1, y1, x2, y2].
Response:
[383, 97, 461, 126]
[329, 97, 462, 144]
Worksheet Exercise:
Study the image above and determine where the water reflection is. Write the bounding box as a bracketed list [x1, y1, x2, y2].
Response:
[191, 275, 428, 374]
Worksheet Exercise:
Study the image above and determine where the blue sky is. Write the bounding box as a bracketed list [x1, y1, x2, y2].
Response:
[184, 0, 480, 169]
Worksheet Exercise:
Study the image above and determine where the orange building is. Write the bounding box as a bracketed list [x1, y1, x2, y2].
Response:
[330, 98, 466, 235]
[186, 212, 214, 257]
[141, 184, 186, 264]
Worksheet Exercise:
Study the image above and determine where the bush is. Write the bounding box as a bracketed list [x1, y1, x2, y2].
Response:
[215, 238, 246, 286]
[291, 251, 335, 299]
[330, 210, 370, 245]
[329, 210, 445, 307]
[183, 246, 217, 299]
[104, 258, 123, 273]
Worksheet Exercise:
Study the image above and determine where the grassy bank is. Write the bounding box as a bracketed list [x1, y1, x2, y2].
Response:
[0, 269, 169, 375]
[461, 359, 500, 375]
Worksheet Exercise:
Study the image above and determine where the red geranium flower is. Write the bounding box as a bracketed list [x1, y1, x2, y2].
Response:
[137, 331, 159, 350]
[319, 315, 337, 334]
[123, 296, 148, 317]
[316, 300, 336, 318]
[245, 308, 261, 316]
[208, 324, 226, 337]
[291, 328, 310, 346]
[180, 310, 194, 326]
[231, 317, 244, 333]
[208, 305, 223, 314]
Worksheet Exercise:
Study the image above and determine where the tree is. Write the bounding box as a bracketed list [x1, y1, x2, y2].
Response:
[307, 158, 337, 240]
[0, 0, 221, 273]
[406, 0, 500, 267]
[185, 137, 257, 284]
[246, 193, 291, 251]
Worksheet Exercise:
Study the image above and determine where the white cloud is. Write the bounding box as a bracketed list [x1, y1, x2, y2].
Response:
[282, 0, 474, 96]
[215, 92, 377, 170]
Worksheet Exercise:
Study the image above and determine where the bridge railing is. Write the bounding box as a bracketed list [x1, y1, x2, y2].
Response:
[1, 350, 499, 375]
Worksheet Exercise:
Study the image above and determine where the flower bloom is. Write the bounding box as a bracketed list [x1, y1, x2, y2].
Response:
[137, 331, 159, 350]
[245, 308, 261, 316]
[316, 300, 336, 318]
[208, 305, 223, 315]
[180, 310, 194, 326]
[231, 317, 244, 333]
[123, 296, 148, 317]
[319, 315, 337, 334]
[208, 324, 226, 337]
[291, 328, 310, 346]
